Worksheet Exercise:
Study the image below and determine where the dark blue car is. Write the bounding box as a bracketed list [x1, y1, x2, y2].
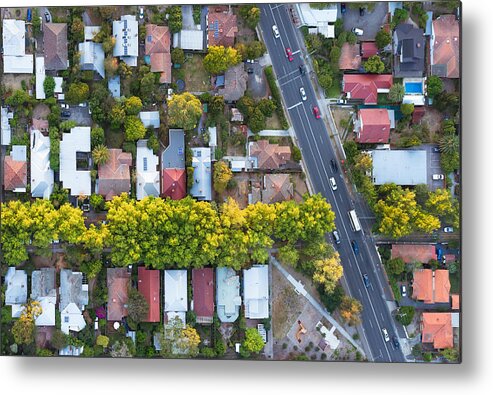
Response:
[26, 9, 32, 22]
[351, 240, 359, 254]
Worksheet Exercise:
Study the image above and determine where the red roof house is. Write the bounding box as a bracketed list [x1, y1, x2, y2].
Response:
[3, 147, 27, 192]
[207, 7, 238, 47]
[412, 269, 450, 304]
[98, 149, 132, 200]
[357, 108, 391, 143]
[391, 244, 436, 263]
[361, 41, 378, 59]
[107, 268, 130, 322]
[161, 169, 186, 200]
[145, 24, 172, 84]
[421, 312, 453, 349]
[249, 140, 291, 170]
[431, 15, 459, 79]
[138, 267, 160, 323]
[192, 268, 214, 324]
[343, 74, 393, 104]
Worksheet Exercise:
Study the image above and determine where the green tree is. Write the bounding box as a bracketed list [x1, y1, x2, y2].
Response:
[364, 55, 385, 74]
[242, 328, 264, 354]
[91, 126, 105, 149]
[140, 71, 157, 101]
[346, 31, 357, 45]
[203, 45, 242, 75]
[237, 95, 256, 119]
[440, 151, 459, 174]
[239, 5, 261, 29]
[71, 17, 85, 43]
[65, 82, 90, 104]
[110, 103, 126, 128]
[441, 347, 459, 362]
[392, 8, 409, 28]
[257, 98, 276, 117]
[213, 161, 233, 194]
[92, 144, 110, 165]
[248, 107, 266, 133]
[400, 103, 415, 116]
[385, 257, 405, 276]
[246, 41, 266, 60]
[439, 134, 459, 155]
[427, 75, 443, 99]
[171, 47, 185, 65]
[96, 335, 110, 348]
[167, 92, 202, 130]
[127, 288, 149, 323]
[209, 95, 225, 117]
[124, 96, 143, 115]
[388, 83, 405, 103]
[43, 76, 56, 97]
[80, 258, 103, 279]
[6, 89, 31, 107]
[147, 133, 159, 155]
[166, 6, 183, 33]
[318, 73, 333, 95]
[375, 28, 391, 49]
[89, 194, 106, 212]
[396, 306, 415, 326]
[329, 46, 341, 69]
[50, 330, 68, 350]
[292, 146, 302, 162]
[124, 116, 146, 141]
[278, 244, 299, 266]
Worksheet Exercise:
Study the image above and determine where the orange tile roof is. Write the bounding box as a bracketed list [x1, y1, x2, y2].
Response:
[145, 24, 170, 55]
[98, 149, 132, 200]
[358, 108, 391, 143]
[451, 294, 460, 310]
[361, 41, 378, 59]
[250, 140, 291, 170]
[391, 244, 436, 263]
[339, 43, 361, 70]
[412, 269, 433, 303]
[422, 312, 453, 349]
[161, 169, 186, 200]
[432, 15, 459, 78]
[138, 267, 161, 323]
[208, 8, 238, 47]
[107, 268, 130, 322]
[343, 74, 393, 104]
[262, 174, 293, 203]
[434, 269, 451, 303]
[3, 155, 27, 191]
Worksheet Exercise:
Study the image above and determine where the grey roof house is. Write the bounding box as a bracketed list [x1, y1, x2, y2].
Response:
[162, 129, 185, 170]
[393, 24, 425, 78]
[216, 267, 241, 323]
[59, 269, 88, 334]
[5, 267, 27, 317]
[44, 23, 68, 71]
[79, 41, 105, 79]
[31, 268, 57, 326]
[190, 147, 212, 201]
[218, 63, 248, 102]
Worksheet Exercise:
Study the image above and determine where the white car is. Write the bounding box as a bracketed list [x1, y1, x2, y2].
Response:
[432, 174, 445, 180]
[443, 226, 454, 233]
[382, 328, 390, 342]
[299, 87, 307, 101]
[272, 25, 280, 38]
[352, 27, 364, 36]
[139, 7, 144, 19]
[329, 177, 337, 191]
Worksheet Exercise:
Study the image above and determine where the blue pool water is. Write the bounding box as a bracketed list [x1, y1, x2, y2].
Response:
[405, 82, 423, 94]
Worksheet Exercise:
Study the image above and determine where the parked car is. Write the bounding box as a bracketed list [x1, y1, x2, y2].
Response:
[341, 3, 346, 14]
[392, 335, 400, 349]
[285, 47, 294, 62]
[352, 27, 364, 36]
[247, 68, 254, 74]
[139, 7, 144, 19]
[44, 11, 51, 23]
[359, 7, 365, 16]
[332, 230, 341, 245]
[299, 87, 307, 101]
[272, 25, 280, 39]
[401, 285, 407, 297]
[432, 174, 445, 180]
[61, 110, 71, 118]
[329, 177, 337, 191]
[443, 226, 454, 233]
[382, 328, 390, 342]
[330, 159, 339, 173]
[313, 106, 321, 119]
[60, 103, 69, 109]
[362, 273, 370, 288]
[351, 240, 359, 254]
[82, 203, 91, 212]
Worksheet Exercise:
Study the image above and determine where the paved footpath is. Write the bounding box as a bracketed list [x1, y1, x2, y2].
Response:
[269, 254, 365, 356]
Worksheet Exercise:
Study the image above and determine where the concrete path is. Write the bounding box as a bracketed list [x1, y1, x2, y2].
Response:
[269, 254, 365, 356]
[247, 129, 291, 137]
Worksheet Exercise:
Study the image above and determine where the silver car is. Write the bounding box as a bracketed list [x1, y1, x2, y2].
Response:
[299, 87, 307, 101]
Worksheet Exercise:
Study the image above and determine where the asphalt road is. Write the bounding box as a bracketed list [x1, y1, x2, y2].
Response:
[259, 4, 406, 363]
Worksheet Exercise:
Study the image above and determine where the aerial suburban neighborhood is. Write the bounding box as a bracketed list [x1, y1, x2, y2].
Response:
[0, 2, 460, 363]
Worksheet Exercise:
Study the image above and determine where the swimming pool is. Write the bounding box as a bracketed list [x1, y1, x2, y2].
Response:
[405, 81, 423, 94]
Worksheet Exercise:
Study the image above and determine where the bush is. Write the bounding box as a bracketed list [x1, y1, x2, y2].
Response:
[264, 66, 289, 129]
[43, 76, 56, 97]
[292, 146, 302, 162]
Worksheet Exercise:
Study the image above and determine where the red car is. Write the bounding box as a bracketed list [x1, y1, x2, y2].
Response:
[313, 106, 321, 119]
[285, 47, 294, 62]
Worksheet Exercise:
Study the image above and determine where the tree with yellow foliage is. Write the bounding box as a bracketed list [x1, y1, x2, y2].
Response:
[167, 92, 202, 130]
[312, 253, 344, 294]
[203, 45, 241, 75]
[181, 325, 201, 356]
[213, 161, 233, 194]
[12, 300, 42, 345]
[339, 296, 363, 326]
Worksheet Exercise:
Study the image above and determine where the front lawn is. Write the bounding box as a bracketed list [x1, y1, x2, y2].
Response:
[326, 75, 342, 99]
[179, 54, 211, 93]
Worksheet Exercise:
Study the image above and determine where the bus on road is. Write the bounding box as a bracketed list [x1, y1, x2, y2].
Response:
[348, 209, 361, 232]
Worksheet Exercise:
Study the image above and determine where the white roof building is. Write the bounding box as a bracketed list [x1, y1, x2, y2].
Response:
[31, 129, 54, 199]
[35, 57, 46, 100]
[5, 267, 27, 318]
[296, 3, 337, 38]
[31, 268, 57, 327]
[84, 25, 101, 41]
[190, 147, 212, 201]
[243, 265, 269, 319]
[54, 77, 64, 93]
[59, 269, 88, 334]
[371, 150, 427, 185]
[79, 41, 105, 79]
[136, 139, 160, 200]
[3, 19, 25, 56]
[113, 15, 139, 66]
[172, 30, 204, 51]
[3, 54, 34, 74]
[164, 270, 188, 324]
[60, 126, 91, 196]
[139, 111, 160, 129]
[1, 107, 13, 146]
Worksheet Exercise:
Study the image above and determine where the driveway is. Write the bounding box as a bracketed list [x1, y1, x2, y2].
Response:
[181, 5, 195, 30]
[64, 106, 92, 127]
[247, 62, 266, 98]
[421, 144, 445, 191]
[342, 2, 388, 41]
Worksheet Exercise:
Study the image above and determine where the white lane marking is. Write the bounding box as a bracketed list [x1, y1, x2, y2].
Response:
[369, 319, 373, 329]
[287, 102, 303, 110]
[292, 49, 301, 55]
[278, 68, 301, 81]
[280, 75, 302, 87]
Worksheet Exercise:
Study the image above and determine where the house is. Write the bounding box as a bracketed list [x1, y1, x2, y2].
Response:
[60, 126, 91, 196]
[139, 111, 160, 129]
[31, 129, 54, 199]
[421, 312, 453, 349]
[430, 15, 459, 79]
[107, 268, 131, 322]
[59, 269, 88, 334]
[113, 15, 139, 66]
[79, 41, 105, 79]
[216, 267, 241, 323]
[138, 267, 161, 323]
[190, 147, 212, 201]
[192, 268, 214, 324]
[1, 107, 13, 146]
[243, 265, 269, 319]
[218, 63, 248, 102]
[44, 23, 68, 71]
[361, 41, 379, 59]
[295, 3, 337, 38]
[391, 244, 437, 263]
[249, 140, 291, 170]
[356, 108, 391, 143]
[2, 19, 33, 74]
[35, 57, 46, 99]
[164, 270, 188, 324]
[3, 145, 27, 192]
[136, 139, 160, 200]
[207, 6, 238, 47]
[97, 149, 132, 200]
[145, 24, 172, 84]
[31, 268, 56, 327]
[371, 149, 427, 185]
[161, 129, 186, 200]
[173, 29, 204, 51]
[412, 269, 451, 304]
[342, 74, 393, 104]
[339, 43, 361, 70]
[5, 267, 27, 318]
[262, 174, 293, 204]
[393, 24, 425, 78]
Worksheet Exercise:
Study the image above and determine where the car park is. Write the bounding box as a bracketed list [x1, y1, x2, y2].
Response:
[332, 230, 341, 245]
[352, 27, 364, 36]
[362, 274, 370, 288]
[330, 159, 339, 173]
[392, 335, 400, 349]
[382, 328, 390, 342]
[432, 174, 445, 180]
[313, 106, 321, 119]
[443, 226, 454, 233]
[285, 47, 294, 62]
[329, 177, 337, 191]
[351, 240, 359, 254]
[299, 87, 307, 101]
[272, 25, 280, 38]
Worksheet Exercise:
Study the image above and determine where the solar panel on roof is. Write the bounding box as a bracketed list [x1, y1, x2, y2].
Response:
[143, 157, 148, 171]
